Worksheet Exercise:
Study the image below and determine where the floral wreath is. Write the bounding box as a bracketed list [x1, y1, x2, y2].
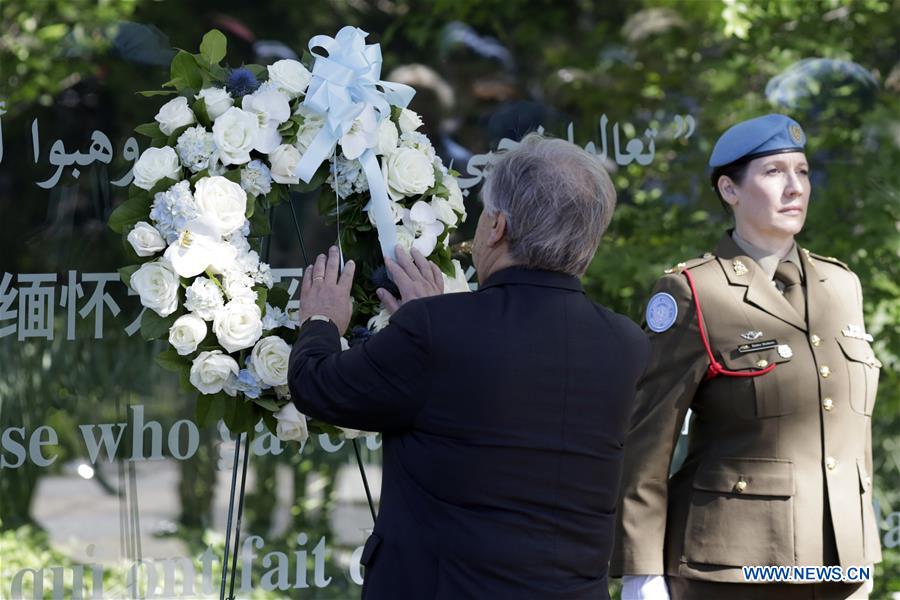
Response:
[108, 28, 469, 441]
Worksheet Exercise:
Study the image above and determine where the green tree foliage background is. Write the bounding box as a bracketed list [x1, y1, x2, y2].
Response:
[1, 0, 898, 597]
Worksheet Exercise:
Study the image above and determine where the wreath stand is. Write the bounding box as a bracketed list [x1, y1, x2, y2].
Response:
[218, 195, 377, 600]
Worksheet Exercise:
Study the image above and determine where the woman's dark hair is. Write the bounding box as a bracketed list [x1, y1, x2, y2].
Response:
[710, 157, 753, 215]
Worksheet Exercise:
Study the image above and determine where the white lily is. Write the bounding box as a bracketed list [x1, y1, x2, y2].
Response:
[164, 217, 236, 278]
[340, 104, 378, 160]
[242, 88, 291, 154]
[402, 200, 444, 257]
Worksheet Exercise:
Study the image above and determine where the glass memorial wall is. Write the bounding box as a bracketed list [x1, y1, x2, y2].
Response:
[1, 0, 899, 597]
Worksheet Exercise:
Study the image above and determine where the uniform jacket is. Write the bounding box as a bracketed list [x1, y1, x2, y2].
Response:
[610, 234, 882, 583]
[289, 266, 650, 599]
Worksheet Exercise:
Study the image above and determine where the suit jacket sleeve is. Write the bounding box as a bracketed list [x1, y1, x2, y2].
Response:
[288, 299, 431, 433]
[610, 273, 709, 576]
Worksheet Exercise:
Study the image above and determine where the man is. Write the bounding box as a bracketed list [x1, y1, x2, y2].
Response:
[289, 134, 650, 599]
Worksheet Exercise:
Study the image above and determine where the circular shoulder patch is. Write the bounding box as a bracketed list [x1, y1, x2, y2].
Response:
[646, 292, 678, 333]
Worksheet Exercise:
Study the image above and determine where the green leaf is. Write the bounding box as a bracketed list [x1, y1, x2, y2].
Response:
[199, 29, 227, 66]
[118, 265, 141, 288]
[196, 393, 226, 427]
[255, 286, 268, 314]
[189, 169, 210, 184]
[293, 163, 330, 192]
[264, 184, 281, 207]
[267, 285, 290, 310]
[253, 397, 281, 412]
[108, 194, 153, 233]
[134, 122, 163, 139]
[192, 96, 211, 128]
[261, 411, 278, 435]
[245, 195, 256, 219]
[137, 90, 178, 97]
[244, 64, 266, 78]
[223, 169, 242, 184]
[149, 177, 180, 196]
[155, 349, 188, 373]
[248, 204, 271, 236]
[209, 64, 228, 82]
[141, 308, 180, 341]
[169, 50, 203, 92]
[223, 397, 257, 434]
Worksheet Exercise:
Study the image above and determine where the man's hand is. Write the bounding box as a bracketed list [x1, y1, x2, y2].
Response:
[298, 246, 356, 334]
[376, 245, 444, 314]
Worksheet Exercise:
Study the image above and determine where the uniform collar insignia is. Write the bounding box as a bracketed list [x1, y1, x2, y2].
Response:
[842, 324, 874, 342]
[732, 259, 749, 276]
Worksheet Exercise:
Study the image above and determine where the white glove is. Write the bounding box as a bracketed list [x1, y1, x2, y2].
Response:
[621, 575, 670, 600]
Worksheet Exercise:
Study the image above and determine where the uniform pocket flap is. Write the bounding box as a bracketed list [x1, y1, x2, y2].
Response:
[837, 337, 881, 368]
[693, 457, 795, 497]
[857, 458, 872, 493]
[360, 532, 382, 566]
[719, 343, 793, 371]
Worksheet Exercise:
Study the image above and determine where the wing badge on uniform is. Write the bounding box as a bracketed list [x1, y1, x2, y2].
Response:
[646, 292, 678, 333]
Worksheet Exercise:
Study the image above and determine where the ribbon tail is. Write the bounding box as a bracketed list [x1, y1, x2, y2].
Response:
[360, 149, 397, 263]
[294, 127, 338, 183]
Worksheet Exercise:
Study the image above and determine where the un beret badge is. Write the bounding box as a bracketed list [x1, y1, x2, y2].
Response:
[789, 124, 804, 144]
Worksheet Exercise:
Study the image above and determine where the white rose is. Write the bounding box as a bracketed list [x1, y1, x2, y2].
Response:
[133, 146, 182, 191]
[274, 403, 309, 443]
[212, 107, 259, 165]
[213, 300, 263, 353]
[398, 108, 423, 133]
[130, 260, 180, 317]
[269, 144, 301, 184]
[445, 174, 465, 215]
[127, 221, 166, 257]
[193, 176, 247, 237]
[155, 96, 196, 136]
[190, 350, 239, 395]
[250, 336, 290, 387]
[385, 147, 435, 199]
[376, 118, 399, 156]
[168, 313, 208, 355]
[443, 259, 472, 293]
[267, 59, 312, 98]
[367, 307, 392, 332]
[196, 87, 234, 120]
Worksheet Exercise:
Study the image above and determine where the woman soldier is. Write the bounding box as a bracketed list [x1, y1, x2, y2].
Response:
[610, 114, 882, 599]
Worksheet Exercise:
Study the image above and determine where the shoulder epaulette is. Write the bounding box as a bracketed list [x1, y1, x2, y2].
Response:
[802, 248, 850, 271]
[662, 252, 716, 274]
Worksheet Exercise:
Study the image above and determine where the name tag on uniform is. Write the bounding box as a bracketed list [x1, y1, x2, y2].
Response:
[737, 339, 778, 354]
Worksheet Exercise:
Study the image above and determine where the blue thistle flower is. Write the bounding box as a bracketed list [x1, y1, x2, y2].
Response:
[349, 326, 374, 347]
[369, 265, 400, 299]
[226, 68, 259, 97]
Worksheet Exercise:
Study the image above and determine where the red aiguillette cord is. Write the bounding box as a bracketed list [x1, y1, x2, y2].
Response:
[681, 268, 777, 381]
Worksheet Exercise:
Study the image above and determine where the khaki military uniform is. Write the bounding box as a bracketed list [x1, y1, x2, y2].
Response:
[610, 233, 881, 595]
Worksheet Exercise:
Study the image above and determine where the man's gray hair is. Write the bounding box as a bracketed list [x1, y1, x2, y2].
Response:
[481, 133, 617, 276]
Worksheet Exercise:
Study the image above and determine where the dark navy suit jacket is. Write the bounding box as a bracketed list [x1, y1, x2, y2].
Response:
[289, 266, 650, 599]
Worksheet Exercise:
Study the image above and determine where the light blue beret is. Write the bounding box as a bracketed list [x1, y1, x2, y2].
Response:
[709, 114, 806, 168]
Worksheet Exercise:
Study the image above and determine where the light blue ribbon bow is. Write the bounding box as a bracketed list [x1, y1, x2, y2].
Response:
[293, 26, 415, 261]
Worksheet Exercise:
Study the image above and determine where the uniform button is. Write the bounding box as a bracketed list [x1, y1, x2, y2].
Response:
[810, 334, 821, 347]
[819, 365, 831, 378]
[823, 397, 834, 411]
[734, 479, 747, 493]
[865, 476, 872, 486]
[825, 457, 837, 471]
[756, 359, 769, 368]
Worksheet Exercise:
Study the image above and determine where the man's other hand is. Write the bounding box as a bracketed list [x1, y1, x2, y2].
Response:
[298, 246, 355, 334]
[377, 245, 444, 314]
